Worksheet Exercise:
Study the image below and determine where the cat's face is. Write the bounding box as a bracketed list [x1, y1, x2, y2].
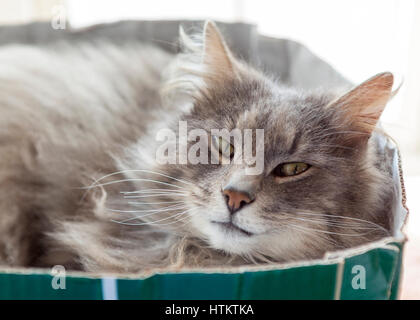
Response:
[141, 22, 394, 262]
[179, 79, 338, 260]
[174, 76, 391, 261]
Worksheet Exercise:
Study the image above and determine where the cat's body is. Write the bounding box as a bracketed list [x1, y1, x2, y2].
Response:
[0, 23, 395, 272]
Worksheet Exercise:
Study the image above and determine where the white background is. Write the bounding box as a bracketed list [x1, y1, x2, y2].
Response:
[0, 0, 419, 299]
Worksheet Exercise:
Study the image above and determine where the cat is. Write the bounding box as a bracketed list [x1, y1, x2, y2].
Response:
[0, 21, 396, 273]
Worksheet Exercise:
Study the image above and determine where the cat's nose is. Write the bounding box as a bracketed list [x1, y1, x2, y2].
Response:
[222, 188, 253, 214]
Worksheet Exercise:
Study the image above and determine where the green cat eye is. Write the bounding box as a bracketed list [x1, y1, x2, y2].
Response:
[274, 162, 310, 177]
[212, 135, 234, 159]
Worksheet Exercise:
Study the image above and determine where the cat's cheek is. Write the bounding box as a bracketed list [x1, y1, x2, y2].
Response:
[188, 211, 215, 238]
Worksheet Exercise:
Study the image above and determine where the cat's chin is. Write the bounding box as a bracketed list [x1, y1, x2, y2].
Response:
[202, 220, 258, 255]
[188, 213, 258, 255]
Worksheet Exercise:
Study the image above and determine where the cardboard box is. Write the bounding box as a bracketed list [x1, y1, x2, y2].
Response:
[0, 21, 408, 300]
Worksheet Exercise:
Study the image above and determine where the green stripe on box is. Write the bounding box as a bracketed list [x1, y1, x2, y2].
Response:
[388, 242, 404, 300]
[339, 246, 400, 300]
[117, 263, 337, 300]
[0, 244, 404, 299]
[238, 264, 338, 300]
[117, 273, 242, 300]
[0, 273, 103, 300]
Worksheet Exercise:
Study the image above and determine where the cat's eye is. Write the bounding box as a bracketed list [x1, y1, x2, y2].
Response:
[273, 162, 310, 177]
[212, 135, 234, 159]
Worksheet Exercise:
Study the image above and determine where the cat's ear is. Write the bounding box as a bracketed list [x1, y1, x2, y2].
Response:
[202, 21, 239, 82]
[330, 72, 394, 144]
[169, 21, 240, 98]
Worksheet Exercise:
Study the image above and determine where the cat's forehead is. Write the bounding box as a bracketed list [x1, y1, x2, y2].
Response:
[234, 86, 327, 134]
[196, 78, 334, 144]
[227, 83, 337, 162]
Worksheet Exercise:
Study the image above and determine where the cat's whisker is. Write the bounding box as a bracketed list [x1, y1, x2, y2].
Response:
[123, 194, 189, 199]
[83, 178, 185, 190]
[87, 169, 193, 188]
[121, 189, 187, 194]
[78, 169, 192, 202]
[123, 193, 187, 198]
[112, 207, 196, 226]
[106, 203, 188, 216]
[128, 208, 200, 228]
[285, 222, 378, 237]
[126, 200, 185, 205]
[135, 169, 194, 186]
[280, 224, 343, 248]
[292, 212, 389, 234]
[278, 212, 380, 228]
[114, 206, 190, 223]
[79, 171, 189, 199]
[155, 209, 200, 227]
[282, 215, 384, 230]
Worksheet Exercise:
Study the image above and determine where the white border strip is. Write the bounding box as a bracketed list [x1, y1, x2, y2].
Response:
[333, 259, 345, 300]
[101, 277, 118, 300]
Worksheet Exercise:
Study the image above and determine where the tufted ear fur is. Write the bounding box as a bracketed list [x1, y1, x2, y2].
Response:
[201, 21, 239, 82]
[162, 21, 244, 100]
[329, 72, 394, 145]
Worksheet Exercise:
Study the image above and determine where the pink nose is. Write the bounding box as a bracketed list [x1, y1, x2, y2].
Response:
[222, 189, 253, 214]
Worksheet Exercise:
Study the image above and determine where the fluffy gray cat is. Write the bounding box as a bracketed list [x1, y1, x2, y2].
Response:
[0, 22, 396, 273]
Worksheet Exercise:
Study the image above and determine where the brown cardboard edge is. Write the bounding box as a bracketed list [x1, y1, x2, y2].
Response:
[0, 235, 405, 280]
[395, 145, 409, 299]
